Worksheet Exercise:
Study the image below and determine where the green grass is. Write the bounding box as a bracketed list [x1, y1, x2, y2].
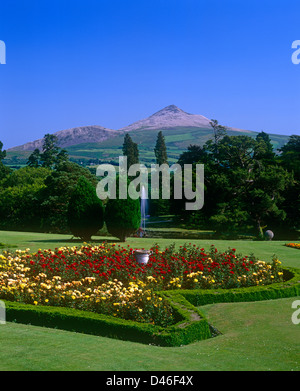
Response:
[0, 230, 299, 371]
[0, 297, 299, 371]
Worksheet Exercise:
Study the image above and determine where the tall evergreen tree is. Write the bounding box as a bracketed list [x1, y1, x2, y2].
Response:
[122, 134, 139, 167]
[40, 134, 60, 168]
[150, 131, 169, 215]
[154, 131, 168, 165]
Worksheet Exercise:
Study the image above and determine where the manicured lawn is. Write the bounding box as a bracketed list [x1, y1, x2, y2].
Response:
[0, 297, 299, 371]
[0, 230, 299, 371]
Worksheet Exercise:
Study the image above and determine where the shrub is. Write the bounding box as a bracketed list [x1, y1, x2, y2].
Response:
[105, 176, 141, 241]
[67, 176, 104, 241]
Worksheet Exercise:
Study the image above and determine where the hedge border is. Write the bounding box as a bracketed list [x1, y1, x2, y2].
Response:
[177, 267, 300, 307]
[2, 267, 300, 347]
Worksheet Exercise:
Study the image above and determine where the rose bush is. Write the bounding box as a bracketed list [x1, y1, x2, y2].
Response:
[0, 243, 284, 325]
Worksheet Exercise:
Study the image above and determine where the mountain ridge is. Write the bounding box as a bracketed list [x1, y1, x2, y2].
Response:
[7, 105, 286, 153]
[9, 125, 121, 152]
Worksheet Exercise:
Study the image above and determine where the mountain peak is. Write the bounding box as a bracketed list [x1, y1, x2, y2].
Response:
[119, 105, 211, 132]
[150, 105, 189, 117]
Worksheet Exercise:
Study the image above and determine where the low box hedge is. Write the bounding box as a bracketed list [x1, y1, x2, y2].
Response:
[3, 294, 212, 347]
[178, 267, 300, 307]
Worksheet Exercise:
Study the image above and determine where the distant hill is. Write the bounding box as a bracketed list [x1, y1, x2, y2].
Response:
[8, 125, 121, 152]
[6, 105, 290, 166]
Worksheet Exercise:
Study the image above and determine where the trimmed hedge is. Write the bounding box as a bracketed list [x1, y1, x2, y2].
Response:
[4, 294, 212, 347]
[178, 267, 300, 307]
[3, 267, 300, 346]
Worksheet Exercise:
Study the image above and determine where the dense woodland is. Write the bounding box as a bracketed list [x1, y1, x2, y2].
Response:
[0, 124, 299, 240]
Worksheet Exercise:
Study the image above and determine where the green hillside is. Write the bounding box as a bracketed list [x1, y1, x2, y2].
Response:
[4, 127, 289, 167]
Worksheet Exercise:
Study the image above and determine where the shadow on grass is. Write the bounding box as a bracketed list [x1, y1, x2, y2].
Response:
[29, 237, 121, 245]
[0, 243, 17, 249]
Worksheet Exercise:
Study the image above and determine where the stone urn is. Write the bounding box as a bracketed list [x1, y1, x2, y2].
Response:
[265, 230, 274, 241]
[133, 249, 152, 265]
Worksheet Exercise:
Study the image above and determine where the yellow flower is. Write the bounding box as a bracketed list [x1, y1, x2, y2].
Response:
[45, 299, 49, 303]
[33, 301, 38, 305]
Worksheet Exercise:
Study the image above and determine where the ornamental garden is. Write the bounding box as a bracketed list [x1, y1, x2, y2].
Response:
[1, 242, 299, 346]
[0, 132, 300, 347]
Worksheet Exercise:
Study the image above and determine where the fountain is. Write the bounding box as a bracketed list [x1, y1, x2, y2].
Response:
[140, 185, 148, 237]
[133, 185, 152, 264]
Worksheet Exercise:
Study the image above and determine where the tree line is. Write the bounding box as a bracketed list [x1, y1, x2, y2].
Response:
[0, 124, 299, 240]
[174, 124, 300, 240]
[121, 124, 300, 239]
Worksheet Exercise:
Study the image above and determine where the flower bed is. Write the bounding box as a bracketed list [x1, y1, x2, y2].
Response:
[285, 243, 300, 250]
[0, 243, 285, 327]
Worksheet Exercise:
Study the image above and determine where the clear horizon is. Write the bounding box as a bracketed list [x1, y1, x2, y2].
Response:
[0, 0, 300, 149]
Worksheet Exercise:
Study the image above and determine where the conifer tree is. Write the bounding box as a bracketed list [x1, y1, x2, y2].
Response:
[122, 134, 139, 167]
[154, 131, 168, 165]
[40, 134, 60, 168]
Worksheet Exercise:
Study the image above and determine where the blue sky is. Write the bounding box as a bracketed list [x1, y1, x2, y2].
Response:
[0, 0, 299, 149]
